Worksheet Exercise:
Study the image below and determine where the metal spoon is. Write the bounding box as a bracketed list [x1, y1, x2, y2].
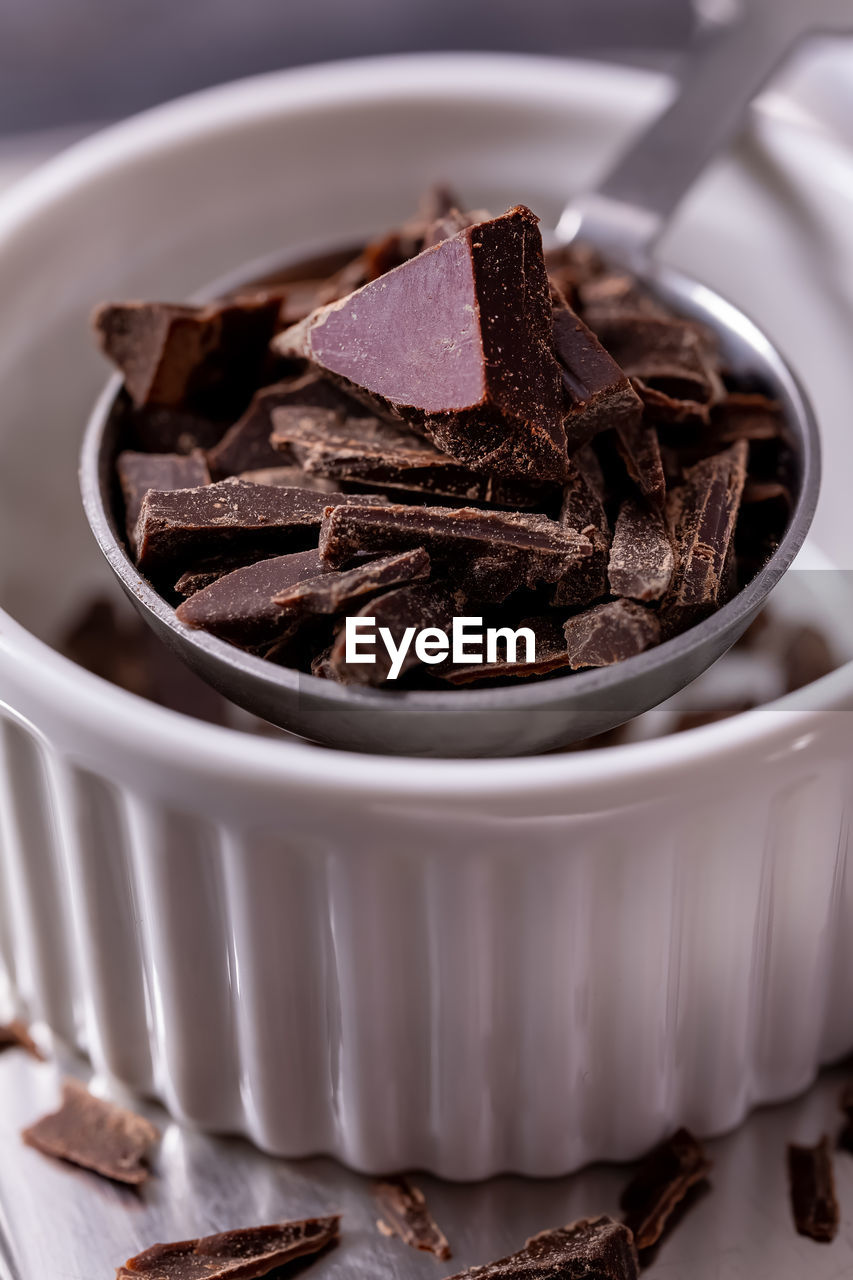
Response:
[81, 11, 840, 757]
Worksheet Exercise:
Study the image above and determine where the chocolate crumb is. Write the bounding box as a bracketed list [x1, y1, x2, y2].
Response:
[373, 1175, 451, 1259]
[23, 1078, 159, 1184]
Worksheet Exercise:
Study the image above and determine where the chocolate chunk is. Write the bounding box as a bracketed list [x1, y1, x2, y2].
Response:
[22, 1078, 158, 1184]
[578, 272, 673, 325]
[238, 465, 339, 492]
[668, 441, 748, 608]
[275, 206, 568, 483]
[633, 378, 710, 426]
[176, 550, 326, 647]
[93, 296, 281, 417]
[320, 504, 597, 605]
[564, 600, 660, 669]
[545, 242, 607, 305]
[125, 405, 225, 454]
[552, 296, 644, 452]
[329, 583, 457, 684]
[134, 482, 386, 574]
[592, 314, 723, 412]
[560, 448, 609, 535]
[273, 548, 430, 615]
[443, 1216, 639, 1280]
[788, 1136, 839, 1242]
[0, 1019, 44, 1060]
[117, 449, 211, 549]
[206, 372, 369, 477]
[614, 417, 666, 509]
[117, 1215, 340, 1280]
[710, 392, 784, 445]
[620, 1128, 711, 1249]
[271, 406, 550, 508]
[441, 615, 571, 685]
[373, 1175, 452, 1259]
[608, 499, 674, 601]
[782, 625, 835, 693]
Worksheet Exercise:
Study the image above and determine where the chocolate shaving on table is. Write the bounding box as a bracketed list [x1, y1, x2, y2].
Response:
[117, 1215, 341, 1280]
[590, 313, 724, 412]
[134, 481, 387, 574]
[440, 615, 571, 685]
[620, 1128, 712, 1249]
[117, 449, 211, 549]
[274, 206, 569, 483]
[614, 416, 666, 509]
[319, 503, 597, 605]
[207, 371, 371, 477]
[564, 600, 660, 670]
[373, 1175, 452, 1260]
[93, 295, 282, 418]
[273, 548, 430, 616]
[608, 499, 674, 602]
[270, 405, 551, 508]
[667, 440, 748, 609]
[787, 1136, 839, 1243]
[329, 582, 457, 684]
[443, 1216, 639, 1280]
[22, 1078, 158, 1184]
[552, 293, 644, 453]
[0, 1019, 44, 1060]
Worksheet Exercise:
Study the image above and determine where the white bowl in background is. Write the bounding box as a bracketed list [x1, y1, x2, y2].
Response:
[0, 54, 852, 1179]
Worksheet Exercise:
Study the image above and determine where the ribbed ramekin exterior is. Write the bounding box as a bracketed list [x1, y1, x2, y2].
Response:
[1, 697, 851, 1179]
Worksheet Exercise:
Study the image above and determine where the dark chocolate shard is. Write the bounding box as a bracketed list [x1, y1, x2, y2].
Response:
[273, 548, 430, 615]
[329, 583, 457, 684]
[176, 550, 326, 647]
[440, 616, 570, 685]
[134, 482, 386, 574]
[93, 296, 281, 417]
[319, 504, 597, 605]
[552, 296, 644, 453]
[207, 372, 368, 478]
[787, 1136, 839, 1243]
[373, 1175, 452, 1259]
[614, 417, 666, 509]
[22, 1078, 158, 1184]
[117, 1215, 341, 1280]
[443, 1216, 639, 1280]
[620, 1128, 711, 1249]
[545, 242, 607, 306]
[592, 313, 724, 412]
[564, 600, 660, 670]
[270, 406, 550, 508]
[608, 499, 674, 602]
[0, 1019, 44, 1060]
[668, 441, 748, 608]
[117, 449, 211, 549]
[633, 378, 710, 426]
[560, 448, 609, 536]
[578, 272, 673, 325]
[275, 206, 568, 482]
[124, 405, 224, 454]
[709, 392, 784, 445]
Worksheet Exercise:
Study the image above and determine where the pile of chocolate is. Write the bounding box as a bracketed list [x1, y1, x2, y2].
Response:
[94, 190, 793, 688]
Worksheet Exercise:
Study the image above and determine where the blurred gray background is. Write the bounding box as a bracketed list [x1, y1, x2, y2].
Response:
[1, 0, 706, 135]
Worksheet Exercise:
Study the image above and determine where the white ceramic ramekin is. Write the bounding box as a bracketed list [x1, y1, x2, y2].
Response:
[1, 55, 852, 1180]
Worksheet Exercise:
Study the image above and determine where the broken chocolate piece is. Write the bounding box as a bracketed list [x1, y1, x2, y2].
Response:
[117, 1215, 340, 1280]
[443, 1216, 639, 1280]
[117, 449, 211, 548]
[275, 206, 568, 482]
[592, 313, 723, 412]
[329, 583, 456, 684]
[93, 296, 281, 417]
[207, 372, 370, 478]
[578, 272, 673, 324]
[669, 441, 748, 608]
[320, 503, 596, 605]
[125, 404, 224, 454]
[710, 392, 785, 445]
[441, 616, 571, 685]
[552, 296, 644, 452]
[564, 600, 660, 670]
[238, 466, 338, 492]
[176, 550, 326, 647]
[788, 1136, 839, 1243]
[614, 416, 666, 509]
[271, 406, 550, 508]
[22, 1078, 158, 1184]
[134, 482, 386, 574]
[608, 499, 674, 602]
[273, 548, 430, 615]
[560, 448, 609, 536]
[0, 1019, 43, 1060]
[373, 1175, 452, 1260]
[620, 1128, 711, 1249]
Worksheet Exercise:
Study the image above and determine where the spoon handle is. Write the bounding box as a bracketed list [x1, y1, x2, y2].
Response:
[558, 5, 852, 261]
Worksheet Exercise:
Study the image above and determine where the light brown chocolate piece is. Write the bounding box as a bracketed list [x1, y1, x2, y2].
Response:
[117, 1215, 340, 1280]
[564, 600, 660, 669]
[620, 1128, 711, 1249]
[443, 1216, 639, 1280]
[373, 1175, 452, 1259]
[23, 1078, 158, 1184]
[608, 499, 674, 602]
[117, 449, 211, 549]
[788, 1136, 838, 1243]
